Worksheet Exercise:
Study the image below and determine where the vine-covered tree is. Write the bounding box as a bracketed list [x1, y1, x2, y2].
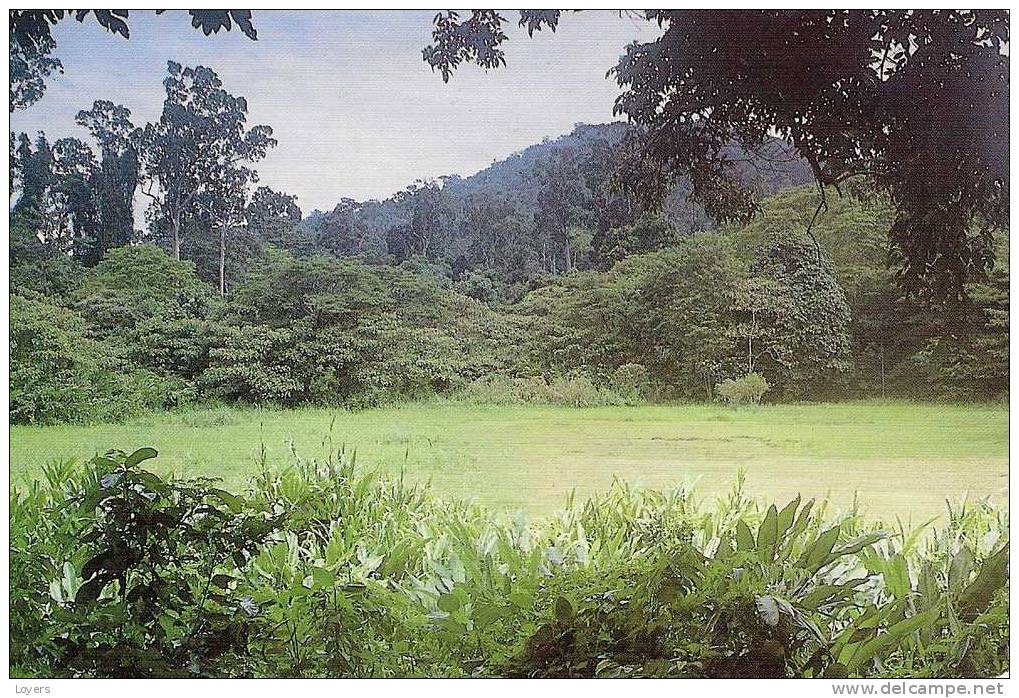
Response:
[739, 238, 852, 393]
[76, 100, 139, 259]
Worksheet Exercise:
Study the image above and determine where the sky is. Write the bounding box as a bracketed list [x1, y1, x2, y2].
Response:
[11, 10, 661, 214]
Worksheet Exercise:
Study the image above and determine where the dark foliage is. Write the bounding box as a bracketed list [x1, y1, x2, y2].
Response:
[19, 448, 281, 677]
[425, 10, 1009, 301]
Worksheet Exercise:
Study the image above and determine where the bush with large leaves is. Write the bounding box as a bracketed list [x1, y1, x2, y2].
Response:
[16, 448, 282, 677]
[10, 449, 1008, 678]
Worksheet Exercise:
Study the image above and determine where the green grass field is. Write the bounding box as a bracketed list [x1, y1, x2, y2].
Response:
[10, 400, 1007, 523]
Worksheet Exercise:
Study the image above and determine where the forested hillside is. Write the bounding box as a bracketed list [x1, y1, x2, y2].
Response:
[292, 122, 813, 301]
[9, 63, 1008, 426]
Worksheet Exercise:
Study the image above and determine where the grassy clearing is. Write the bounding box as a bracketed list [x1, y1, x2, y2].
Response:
[9, 400, 1007, 522]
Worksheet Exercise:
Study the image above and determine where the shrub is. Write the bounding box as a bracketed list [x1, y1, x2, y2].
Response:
[10, 221, 83, 298]
[462, 375, 519, 403]
[202, 324, 308, 405]
[11, 448, 282, 677]
[547, 376, 602, 407]
[514, 376, 554, 403]
[10, 293, 178, 424]
[201, 250, 520, 409]
[76, 245, 216, 342]
[716, 372, 770, 405]
[609, 363, 649, 400]
[128, 312, 224, 384]
[457, 270, 498, 302]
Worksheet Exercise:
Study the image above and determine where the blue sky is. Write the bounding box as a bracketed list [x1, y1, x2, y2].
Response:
[11, 10, 661, 213]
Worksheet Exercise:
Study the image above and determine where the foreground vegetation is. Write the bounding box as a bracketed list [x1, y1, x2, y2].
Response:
[10, 401, 1007, 521]
[11, 447, 1007, 678]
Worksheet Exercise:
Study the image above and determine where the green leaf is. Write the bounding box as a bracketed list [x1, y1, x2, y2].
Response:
[158, 613, 181, 641]
[798, 525, 841, 573]
[756, 504, 779, 560]
[801, 579, 867, 610]
[775, 495, 801, 541]
[832, 531, 886, 559]
[509, 590, 532, 608]
[310, 567, 336, 590]
[125, 447, 158, 468]
[948, 548, 975, 591]
[381, 539, 418, 577]
[959, 541, 1008, 621]
[437, 592, 461, 613]
[210, 574, 234, 589]
[845, 607, 941, 672]
[473, 603, 507, 628]
[735, 520, 754, 552]
[554, 595, 575, 621]
[783, 499, 815, 552]
[208, 488, 244, 513]
[135, 470, 167, 494]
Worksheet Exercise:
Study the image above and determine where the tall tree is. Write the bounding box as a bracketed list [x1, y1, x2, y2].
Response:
[138, 62, 275, 262]
[387, 180, 454, 261]
[200, 165, 257, 296]
[11, 132, 51, 220]
[424, 10, 1009, 300]
[9, 32, 61, 112]
[49, 137, 100, 260]
[11, 133, 100, 257]
[534, 151, 592, 273]
[246, 186, 302, 248]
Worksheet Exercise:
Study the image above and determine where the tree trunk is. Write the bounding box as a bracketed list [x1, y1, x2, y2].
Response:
[564, 237, 573, 272]
[748, 309, 756, 374]
[171, 211, 181, 261]
[219, 225, 226, 297]
[879, 347, 886, 398]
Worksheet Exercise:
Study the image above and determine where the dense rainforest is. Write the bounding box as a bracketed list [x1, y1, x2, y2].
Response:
[8, 12, 1009, 681]
[10, 112, 1009, 425]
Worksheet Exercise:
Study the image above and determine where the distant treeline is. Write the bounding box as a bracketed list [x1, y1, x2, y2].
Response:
[10, 183, 1008, 425]
[10, 114, 811, 301]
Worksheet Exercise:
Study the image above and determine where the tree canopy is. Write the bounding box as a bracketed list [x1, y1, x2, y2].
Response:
[424, 10, 1010, 301]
